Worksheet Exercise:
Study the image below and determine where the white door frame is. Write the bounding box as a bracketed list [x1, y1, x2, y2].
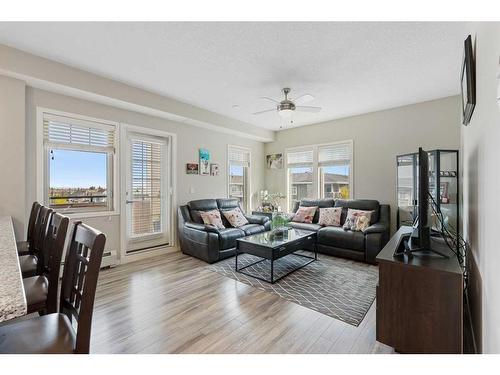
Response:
[119, 123, 177, 264]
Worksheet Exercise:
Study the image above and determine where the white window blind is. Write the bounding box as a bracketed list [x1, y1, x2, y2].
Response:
[228, 147, 250, 166]
[287, 149, 313, 166]
[131, 139, 163, 237]
[318, 142, 351, 166]
[43, 113, 116, 153]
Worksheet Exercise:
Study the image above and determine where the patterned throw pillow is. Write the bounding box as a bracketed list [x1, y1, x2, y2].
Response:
[343, 209, 373, 232]
[318, 207, 342, 227]
[199, 209, 225, 229]
[222, 208, 249, 228]
[346, 208, 373, 224]
[292, 206, 318, 224]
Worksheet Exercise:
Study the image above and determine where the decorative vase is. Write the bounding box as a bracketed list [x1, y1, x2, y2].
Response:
[271, 211, 289, 238]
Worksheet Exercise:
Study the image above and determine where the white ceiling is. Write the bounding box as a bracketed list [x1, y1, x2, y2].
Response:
[0, 22, 467, 131]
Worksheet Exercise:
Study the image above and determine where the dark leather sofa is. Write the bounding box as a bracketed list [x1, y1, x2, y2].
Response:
[178, 198, 271, 263]
[288, 198, 390, 264]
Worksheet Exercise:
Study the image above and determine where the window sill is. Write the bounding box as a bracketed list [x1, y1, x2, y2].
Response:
[62, 211, 120, 220]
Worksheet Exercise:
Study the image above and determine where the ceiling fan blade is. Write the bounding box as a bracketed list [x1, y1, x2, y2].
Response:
[252, 108, 276, 115]
[295, 106, 322, 113]
[293, 94, 314, 105]
[260, 96, 280, 104]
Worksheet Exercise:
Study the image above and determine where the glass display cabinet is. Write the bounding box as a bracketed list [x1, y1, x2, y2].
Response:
[397, 149, 459, 237]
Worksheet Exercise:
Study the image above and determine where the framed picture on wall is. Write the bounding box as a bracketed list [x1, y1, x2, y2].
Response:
[461, 35, 476, 125]
[186, 163, 199, 174]
[210, 163, 220, 176]
[266, 153, 283, 169]
[199, 148, 210, 175]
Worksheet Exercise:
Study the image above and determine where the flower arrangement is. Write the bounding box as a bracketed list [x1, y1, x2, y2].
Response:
[259, 190, 286, 212]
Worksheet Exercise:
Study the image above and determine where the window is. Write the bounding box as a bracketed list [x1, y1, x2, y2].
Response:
[286, 141, 353, 211]
[43, 112, 116, 213]
[286, 148, 314, 210]
[228, 146, 251, 211]
[318, 142, 351, 200]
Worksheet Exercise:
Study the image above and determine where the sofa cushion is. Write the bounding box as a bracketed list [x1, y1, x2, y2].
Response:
[218, 228, 246, 249]
[222, 207, 249, 227]
[292, 199, 335, 223]
[287, 222, 322, 232]
[188, 199, 219, 223]
[239, 224, 266, 236]
[216, 198, 241, 210]
[318, 207, 342, 227]
[199, 209, 225, 229]
[292, 206, 318, 224]
[317, 226, 365, 251]
[335, 199, 380, 225]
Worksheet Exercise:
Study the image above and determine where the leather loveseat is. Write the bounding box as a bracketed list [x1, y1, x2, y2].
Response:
[288, 198, 390, 264]
[178, 198, 271, 263]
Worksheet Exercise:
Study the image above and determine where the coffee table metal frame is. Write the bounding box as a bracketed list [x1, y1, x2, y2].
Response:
[235, 229, 317, 284]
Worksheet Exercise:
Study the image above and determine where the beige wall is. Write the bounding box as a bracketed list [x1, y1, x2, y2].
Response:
[264, 96, 461, 232]
[0, 75, 26, 239]
[0, 44, 274, 142]
[461, 22, 500, 353]
[24, 87, 265, 258]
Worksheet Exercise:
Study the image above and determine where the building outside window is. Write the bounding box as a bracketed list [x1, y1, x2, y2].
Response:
[227, 145, 251, 211]
[42, 112, 116, 213]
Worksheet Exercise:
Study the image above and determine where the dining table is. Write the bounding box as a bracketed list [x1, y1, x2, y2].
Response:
[0, 216, 27, 323]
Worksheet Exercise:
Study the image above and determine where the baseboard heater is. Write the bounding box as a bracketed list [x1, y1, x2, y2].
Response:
[100, 250, 118, 268]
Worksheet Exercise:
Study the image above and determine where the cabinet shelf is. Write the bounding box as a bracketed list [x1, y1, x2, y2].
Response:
[396, 149, 459, 252]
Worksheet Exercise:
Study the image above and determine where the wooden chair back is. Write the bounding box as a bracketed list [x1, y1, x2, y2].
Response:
[26, 202, 41, 248]
[32, 205, 53, 256]
[60, 222, 106, 354]
[39, 212, 70, 313]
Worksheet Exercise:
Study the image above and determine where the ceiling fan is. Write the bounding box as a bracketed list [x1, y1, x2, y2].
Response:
[253, 88, 321, 118]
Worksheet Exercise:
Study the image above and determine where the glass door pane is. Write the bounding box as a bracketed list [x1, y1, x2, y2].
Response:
[228, 164, 247, 209]
[397, 154, 416, 227]
[437, 151, 458, 233]
[125, 131, 170, 255]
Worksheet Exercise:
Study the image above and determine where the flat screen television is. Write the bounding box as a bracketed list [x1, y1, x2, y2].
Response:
[405, 147, 448, 258]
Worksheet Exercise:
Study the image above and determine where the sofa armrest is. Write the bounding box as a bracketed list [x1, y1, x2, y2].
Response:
[245, 215, 270, 225]
[185, 221, 219, 233]
[363, 222, 389, 234]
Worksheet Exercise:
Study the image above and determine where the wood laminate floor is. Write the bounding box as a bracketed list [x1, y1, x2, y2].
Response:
[90, 251, 395, 354]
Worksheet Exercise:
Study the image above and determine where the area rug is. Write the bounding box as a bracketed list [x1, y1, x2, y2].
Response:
[207, 252, 378, 326]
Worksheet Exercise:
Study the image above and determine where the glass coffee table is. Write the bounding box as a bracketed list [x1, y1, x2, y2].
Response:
[235, 228, 317, 284]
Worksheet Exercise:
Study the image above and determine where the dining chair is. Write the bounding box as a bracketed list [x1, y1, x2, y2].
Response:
[23, 212, 70, 315]
[16, 202, 41, 256]
[19, 205, 53, 278]
[0, 222, 106, 354]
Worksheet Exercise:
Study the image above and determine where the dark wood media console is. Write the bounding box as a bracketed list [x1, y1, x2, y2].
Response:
[376, 226, 463, 353]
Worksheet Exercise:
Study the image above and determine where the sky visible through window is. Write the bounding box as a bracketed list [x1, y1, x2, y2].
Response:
[50, 149, 107, 188]
[230, 164, 244, 176]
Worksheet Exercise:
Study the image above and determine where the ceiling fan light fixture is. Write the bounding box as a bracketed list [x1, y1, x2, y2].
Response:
[279, 108, 293, 118]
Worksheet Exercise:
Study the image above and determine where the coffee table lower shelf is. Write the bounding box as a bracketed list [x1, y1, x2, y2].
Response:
[235, 251, 317, 284]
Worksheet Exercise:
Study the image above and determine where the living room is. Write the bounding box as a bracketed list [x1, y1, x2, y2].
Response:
[0, 1, 499, 373]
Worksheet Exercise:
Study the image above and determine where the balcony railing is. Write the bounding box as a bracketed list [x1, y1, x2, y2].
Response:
[49, 195, 107, 209]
